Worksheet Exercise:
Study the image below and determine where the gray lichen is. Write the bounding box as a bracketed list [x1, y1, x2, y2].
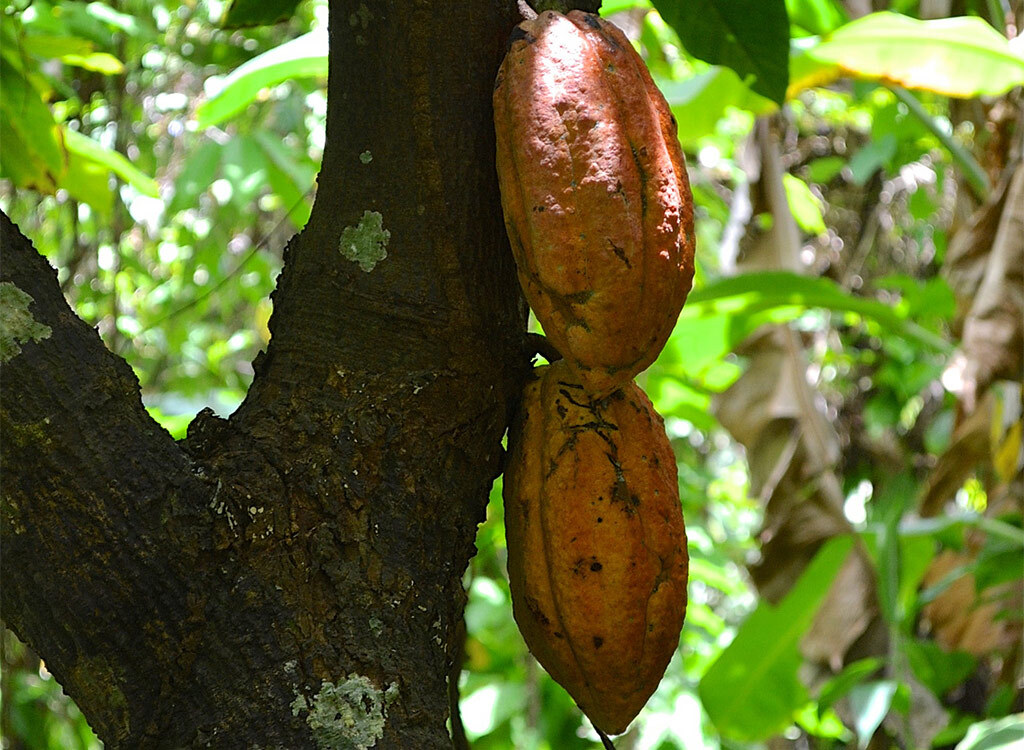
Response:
[292, 674, 398, 750]
[339, 211, 390, 273]
[0, 282, 51, 362]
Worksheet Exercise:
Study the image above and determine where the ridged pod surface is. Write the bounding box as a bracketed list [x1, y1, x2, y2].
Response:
[503, 361, 688, 734]
[494, 11, 695, 397]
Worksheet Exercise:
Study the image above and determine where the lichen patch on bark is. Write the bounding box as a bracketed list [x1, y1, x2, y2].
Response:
[339, 211, 390, 272]
[0, 282, 52, 362]
[292, 675, 399, 750]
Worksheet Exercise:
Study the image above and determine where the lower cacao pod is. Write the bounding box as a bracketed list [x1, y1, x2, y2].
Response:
[503, 361, 688, 734]
[494, 10, 696, 397]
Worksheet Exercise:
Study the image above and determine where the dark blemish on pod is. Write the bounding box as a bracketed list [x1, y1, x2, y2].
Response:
[597, 517, 603, 523]
[590, 561, 602, 572]
[593, 636, 604, 648]
[606, 239, 630, 270]
[509, 27, 536, 45]
[565, 290, 594, 304]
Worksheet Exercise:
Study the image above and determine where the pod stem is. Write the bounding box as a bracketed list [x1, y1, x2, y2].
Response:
[525, 332, 563, 364]
[517, 1, 538, 20]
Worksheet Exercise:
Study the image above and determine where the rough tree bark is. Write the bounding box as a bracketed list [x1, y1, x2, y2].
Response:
[1, 1, 531, 747]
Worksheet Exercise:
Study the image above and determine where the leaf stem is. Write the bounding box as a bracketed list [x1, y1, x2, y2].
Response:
[886, 84, 990, 201]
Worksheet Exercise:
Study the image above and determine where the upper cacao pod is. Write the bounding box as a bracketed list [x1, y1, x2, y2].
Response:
[494, 11, 695, 397]
[503, 361, 688, 734]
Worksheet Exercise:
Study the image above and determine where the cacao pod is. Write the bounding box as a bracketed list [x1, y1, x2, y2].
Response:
[503, 361, 688, 734]
[494, 10, 695, 397]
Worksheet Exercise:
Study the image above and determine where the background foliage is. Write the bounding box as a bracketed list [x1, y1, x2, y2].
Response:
[1, 0, 1021, 748]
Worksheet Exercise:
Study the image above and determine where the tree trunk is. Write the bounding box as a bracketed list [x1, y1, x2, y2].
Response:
[0, 1, 526, 747]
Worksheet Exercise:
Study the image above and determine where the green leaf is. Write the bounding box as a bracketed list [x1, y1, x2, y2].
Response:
[601, 0, 652, 13]
[196, 30, 328, 128]
[847, 133, 897, 184]
[222, 0, 303, 28]
[62, 127, 160, 198]
[169, 139, 223, 215]
[254, 129, 315, 226]
[955, 716, 1024, 750]
[85, 2, 142, 35]
[0, 54, 63, 190]
[682, 271, 952, 355]
[19, 33, 94, 58]
[849, 681, 898, 750]
[651, 0, 791, 105]
[817, 657, 885, 713]
[699, 536, 854, 740]
[62, 149, 114, 216]
[660, 67, 777, 146]
[59, 51, 124, 74]
[16, 32, 124, 74]
[783, 173, 825, 234]
[786, 0, 848, 36]
[805, 155, 845, 183]
[795, 702, 850, 739]
[792, 12, 1024, 98]
[904, 639, 976, 698]
[145, 407, 192, 440]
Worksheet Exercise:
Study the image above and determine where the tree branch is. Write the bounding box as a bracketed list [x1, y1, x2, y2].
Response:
[2, 0, 529, 746]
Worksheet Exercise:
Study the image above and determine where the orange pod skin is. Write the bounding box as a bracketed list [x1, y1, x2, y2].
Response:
[503, 361, 688, 735]
[494, 11, 696, 398]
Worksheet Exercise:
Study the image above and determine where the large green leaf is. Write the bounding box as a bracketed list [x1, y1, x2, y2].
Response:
[0, 53, 63, 191]
[196, 30, 328, 128]
[652, 0, 790, 105]
[682, 271, 952, 355]
[790, 12, 1024, 98]
[660, 67, 776, 146]
[699, 536, 854, 740]
[62, 127, 160, 198]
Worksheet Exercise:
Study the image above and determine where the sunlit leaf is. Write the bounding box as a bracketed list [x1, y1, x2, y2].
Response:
[600, 0, 652, 13]
[85, 3, 141, 36]
[955, 715, 1024, 750]
[699, 536, 854, 740]
[59, 52, 124, 74]
[786, 0, 847, 36]
[196, 31, 328, 128]
[62, 127, 160, 198]
[783, 173, 825, 234]
[660, 67, 776, 146]
[790, 12, 1024, 98]
[652, 0, 791, 105]
[849, 681, 898, 749]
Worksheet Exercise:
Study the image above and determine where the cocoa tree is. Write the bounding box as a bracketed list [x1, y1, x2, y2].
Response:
[1, 2, 538, 746]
